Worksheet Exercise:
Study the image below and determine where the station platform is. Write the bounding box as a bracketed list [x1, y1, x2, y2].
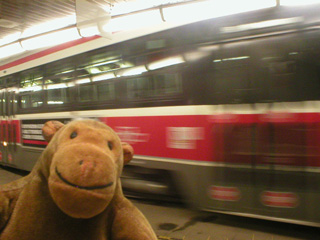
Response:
[0, 167, 27, 185]
[0, 166, 308, 240]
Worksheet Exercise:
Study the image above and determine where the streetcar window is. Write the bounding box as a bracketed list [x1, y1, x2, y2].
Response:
[153, 74, 182, 95]
[20, 91, 43, 108]
[19, 67, 44, 109]
[47, 88, 72, 105]
[127, 73, 182, 100]
[97, 82, 115, 101]
[44, 58, 76, 105]
[20, 74, 43, 89]
[127, 77, 149, 99]
[250, 35, 300, 102]
[209, 42, 251, 104]
[45, 79, 74, 105]
[79, 84, 96, 102]
[297, 30, 320, 101]
[20, 95, 28, 108]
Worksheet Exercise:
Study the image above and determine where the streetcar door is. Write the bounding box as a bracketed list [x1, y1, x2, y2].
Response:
[0, 88, 18, 166]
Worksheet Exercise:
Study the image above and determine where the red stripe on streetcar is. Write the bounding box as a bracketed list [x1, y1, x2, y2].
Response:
[23, 140, 48, 146]
[0, 35, 100, 71]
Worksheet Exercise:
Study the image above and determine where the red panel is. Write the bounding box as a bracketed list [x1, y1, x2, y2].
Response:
[13, 120, 21, 143]
[210, 113, 320, 167]
[208, 185, 241, 201]
[0, 120, 21, 144]
[101, 115, 213, 161]
[261, 191, 299, 208]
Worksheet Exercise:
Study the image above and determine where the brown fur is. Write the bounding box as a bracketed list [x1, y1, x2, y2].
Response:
[0, 120, 157, 240]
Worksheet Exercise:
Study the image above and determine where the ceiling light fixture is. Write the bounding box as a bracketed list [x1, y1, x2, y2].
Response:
[21, 27, 81, 50]
[162, 0, 276, 24]
[0, 42, 25, 60]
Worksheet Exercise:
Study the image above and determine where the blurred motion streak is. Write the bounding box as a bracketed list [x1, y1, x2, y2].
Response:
[3, 0, 320, 228]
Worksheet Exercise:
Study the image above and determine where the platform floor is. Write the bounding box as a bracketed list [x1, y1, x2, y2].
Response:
[0, 167, 316, 240]
[0, 167, 25, 185]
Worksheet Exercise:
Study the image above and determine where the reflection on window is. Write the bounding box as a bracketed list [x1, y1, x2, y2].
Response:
[19, 68, 44, 108]
[127, 73, 182, 99]
[20, 92, 43, 108]
[47, 88, 71, 105]
[44, 62, 76, 105]
[20, 77, 43, 89]
[268, 61, 297, 102]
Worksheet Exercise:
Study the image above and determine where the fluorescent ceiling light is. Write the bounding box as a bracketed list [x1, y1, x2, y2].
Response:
[163, 0, 276, 24]
[92, 73, 115, 82]
[148, 56, 184, 70]
[184, 50, 212, 62]
[77, 15, 111, 38]
[7, 87, 19, 93]
[0, 32, 21, 46]
[67, 82, 76, 88]
[184, 45, 219, 62]
[46, 83, 68, 90]
[0, 42, 25, 60]
[280, 0, 320, 5]
[21, 27, 81, 51]
[88, 68, 102, 74]
[221, 17, 303, 33]
[118, 66, 147, 77]
[110, 0, 186, 15]
[76, 0, 111, 38]
[48, 101, 64, 105]
[86, 59, 120, 68]
[104, 10, 162, 33]
[45, 82, 75, 88]
[19, 86, 43, 93]
[75, 78, 91, 84]
[213, 56, 250, 62]
[22, 15, 76, 38]
[79, 26, 100, 37]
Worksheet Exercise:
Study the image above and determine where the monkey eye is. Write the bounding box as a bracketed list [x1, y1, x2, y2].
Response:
[70, 131, 77, 139]
[108, 141, 113, 150]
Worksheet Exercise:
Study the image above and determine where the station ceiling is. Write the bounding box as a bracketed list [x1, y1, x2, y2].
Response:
[0, 0, 136, 42]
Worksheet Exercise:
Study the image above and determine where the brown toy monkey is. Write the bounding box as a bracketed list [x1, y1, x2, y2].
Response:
[0, 119, 157, 240]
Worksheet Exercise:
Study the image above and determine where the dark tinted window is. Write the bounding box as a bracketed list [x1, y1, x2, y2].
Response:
[97, 82, 115, 101]
[127, 73, 182, 100]
[205, 41, 251, 104]
[79, 84, 95, 102]
[250, 34, 300, 103]
[20, 91, 43, 108]
[19, 67, 44, 109]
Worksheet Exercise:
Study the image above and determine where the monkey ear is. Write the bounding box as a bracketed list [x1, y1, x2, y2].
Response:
[122, 142, 134, 165]
[42, 121, 65, 143]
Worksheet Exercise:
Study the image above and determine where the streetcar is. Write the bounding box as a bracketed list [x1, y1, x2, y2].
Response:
[1, 4, 320, 226]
